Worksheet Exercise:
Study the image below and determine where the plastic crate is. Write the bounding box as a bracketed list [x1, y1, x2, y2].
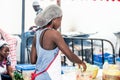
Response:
[93, 61, 103, 69]
[93, 53, 114, 68]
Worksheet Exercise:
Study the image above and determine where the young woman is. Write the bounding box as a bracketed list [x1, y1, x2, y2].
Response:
[0, 40, 13, 80]
[30, 4, 87, 80]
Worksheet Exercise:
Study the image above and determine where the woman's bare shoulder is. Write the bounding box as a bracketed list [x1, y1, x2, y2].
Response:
[48, 29, 61, 36]
[47, 29, 62, 40]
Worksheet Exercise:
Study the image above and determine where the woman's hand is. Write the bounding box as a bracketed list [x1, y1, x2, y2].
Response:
[78, 61, 87, 72]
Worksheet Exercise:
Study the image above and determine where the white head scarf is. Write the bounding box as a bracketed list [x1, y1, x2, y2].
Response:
[35, 4, 62, 27]
[0, 40, 8, 48]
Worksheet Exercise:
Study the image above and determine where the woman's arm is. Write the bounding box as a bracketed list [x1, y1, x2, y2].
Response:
[30, 36, 37, 64]
[51, 30, 87, 71]
[7, 65, 14, 79]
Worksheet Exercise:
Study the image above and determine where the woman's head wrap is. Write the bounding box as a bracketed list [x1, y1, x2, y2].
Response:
[35, 4, 62, 27]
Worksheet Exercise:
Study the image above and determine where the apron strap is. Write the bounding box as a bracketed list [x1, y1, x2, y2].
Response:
[33, 50, 59, 77]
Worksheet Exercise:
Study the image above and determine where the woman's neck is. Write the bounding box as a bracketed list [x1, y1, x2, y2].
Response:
[46, 25, 52, 28]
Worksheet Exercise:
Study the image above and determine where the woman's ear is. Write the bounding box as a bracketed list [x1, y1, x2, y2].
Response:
[53, 20, 56, 24]
[53, 18, 58, 24]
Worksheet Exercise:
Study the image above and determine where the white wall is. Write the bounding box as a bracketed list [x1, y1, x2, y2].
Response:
[0, 0, 57, 34]
[0, 0, 120, 34]
[0, 0, 22, 34]
[61, 0, 120, 34]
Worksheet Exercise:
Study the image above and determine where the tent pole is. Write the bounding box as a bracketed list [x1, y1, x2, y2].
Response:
[20, 0, 25, 63]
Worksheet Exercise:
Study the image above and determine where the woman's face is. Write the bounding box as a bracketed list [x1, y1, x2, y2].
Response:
[53, 17, 62, 30]
[0, 46, 9, 58]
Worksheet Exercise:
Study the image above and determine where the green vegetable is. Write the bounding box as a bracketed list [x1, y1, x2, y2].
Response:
[13, 71, 24, 80]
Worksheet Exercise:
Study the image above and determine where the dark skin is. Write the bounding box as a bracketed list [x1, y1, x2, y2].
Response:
[30, 17, 87, 71]
[0, 45, 13, 79]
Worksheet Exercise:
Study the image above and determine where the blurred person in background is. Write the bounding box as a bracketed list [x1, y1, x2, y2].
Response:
[0, 28, 17, 70]
[0, 40, 13, 80]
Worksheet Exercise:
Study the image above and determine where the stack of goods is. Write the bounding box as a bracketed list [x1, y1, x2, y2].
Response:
[93, 53, 114, 68]
[102, 64, 120, 80]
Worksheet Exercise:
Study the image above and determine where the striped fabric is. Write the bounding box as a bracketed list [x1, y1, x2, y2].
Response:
[0, 28, 17, 70]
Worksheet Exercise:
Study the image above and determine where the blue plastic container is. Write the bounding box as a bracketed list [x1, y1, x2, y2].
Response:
[15, 64, 36, 80]
[16, 64, 36, 71]
[116, 57, 120, 68]
[16, 64, 35, 72]
[93, 53, 114, 68]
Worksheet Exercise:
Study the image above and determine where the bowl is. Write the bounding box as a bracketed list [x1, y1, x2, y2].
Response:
[102, 64, 120, 80]
[86, 64, 99, 79]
